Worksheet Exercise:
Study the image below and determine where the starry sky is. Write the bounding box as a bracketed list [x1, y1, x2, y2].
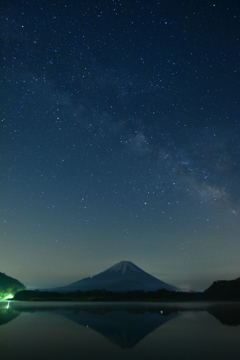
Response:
[1, 0, 239, 291]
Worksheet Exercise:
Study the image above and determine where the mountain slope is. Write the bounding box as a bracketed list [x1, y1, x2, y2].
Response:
[52, 261, 179, 292]
[0, 272, 26, 300]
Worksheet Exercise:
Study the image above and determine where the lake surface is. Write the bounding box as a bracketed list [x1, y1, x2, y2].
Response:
[1, 301, 240, 360]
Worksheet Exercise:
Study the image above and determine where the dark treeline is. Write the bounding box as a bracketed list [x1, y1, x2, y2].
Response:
[14, 289, 202, 301]
[13, 278, 240, 302]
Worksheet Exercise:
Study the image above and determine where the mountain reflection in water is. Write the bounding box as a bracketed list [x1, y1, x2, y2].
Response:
[57, 307, 179, 348]
[1, 302, 180, 348]
[1, 302, 240, 349]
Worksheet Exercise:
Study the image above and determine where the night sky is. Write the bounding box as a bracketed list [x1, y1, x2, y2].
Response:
[1, 0, 239, 291]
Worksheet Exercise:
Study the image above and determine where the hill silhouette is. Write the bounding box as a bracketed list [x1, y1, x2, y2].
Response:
[0, 272, 26, 300]
[204, 278, 240, 300]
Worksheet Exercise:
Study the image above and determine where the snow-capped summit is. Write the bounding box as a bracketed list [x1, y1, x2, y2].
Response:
[102, 261, 142, 275]
[54, 261, 179, 292]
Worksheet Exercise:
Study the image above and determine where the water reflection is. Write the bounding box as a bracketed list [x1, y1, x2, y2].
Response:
[1, 302, 181, 348]
[207, 303, 240, 326]
[0, 302, 20, 326]
[57, 306, 180, 348]
[1, 302, 240, 335]
[1, 302, 240, 360]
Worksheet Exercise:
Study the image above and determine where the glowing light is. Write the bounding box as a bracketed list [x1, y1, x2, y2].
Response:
[0, 293, 14, 301]
[6, 294, 14, 299]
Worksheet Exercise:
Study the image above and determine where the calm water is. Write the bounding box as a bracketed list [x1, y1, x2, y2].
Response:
[1, 301, 240, 360]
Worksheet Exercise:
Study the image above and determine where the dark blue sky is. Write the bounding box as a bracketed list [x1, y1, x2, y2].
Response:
[1, 0, 239, 290]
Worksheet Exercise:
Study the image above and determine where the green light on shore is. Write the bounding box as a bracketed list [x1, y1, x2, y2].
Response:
[0, 293, 14, 301]
[6, 294, 14, 299]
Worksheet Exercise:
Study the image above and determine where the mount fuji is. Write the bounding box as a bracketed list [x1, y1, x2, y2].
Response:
[49, 261, 179, 292]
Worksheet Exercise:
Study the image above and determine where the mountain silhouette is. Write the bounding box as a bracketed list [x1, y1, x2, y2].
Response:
[51, 261, 179, 292]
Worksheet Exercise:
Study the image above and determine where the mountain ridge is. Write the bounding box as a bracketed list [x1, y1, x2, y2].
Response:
[44, 260, 180, 292]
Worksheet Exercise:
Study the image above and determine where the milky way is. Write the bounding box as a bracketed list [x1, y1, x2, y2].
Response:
[0, 0, 239, 290]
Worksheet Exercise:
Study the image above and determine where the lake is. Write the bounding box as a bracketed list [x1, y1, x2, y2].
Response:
[1, 301, 240, 360]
